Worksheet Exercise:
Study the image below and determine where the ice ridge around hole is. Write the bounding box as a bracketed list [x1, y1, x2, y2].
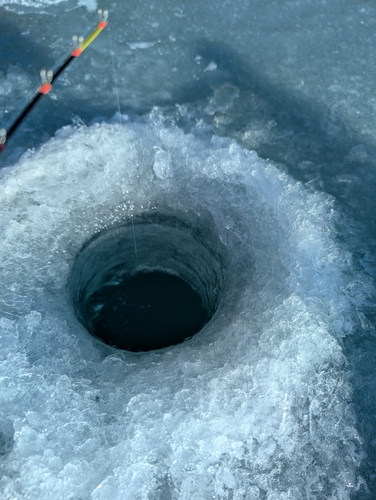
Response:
[0, 117, 363, 498]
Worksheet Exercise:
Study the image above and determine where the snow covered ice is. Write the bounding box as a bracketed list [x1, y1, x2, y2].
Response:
[1, 0, 376, 498]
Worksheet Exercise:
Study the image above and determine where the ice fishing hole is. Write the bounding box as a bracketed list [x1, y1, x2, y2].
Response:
[70, 213, 226, 351]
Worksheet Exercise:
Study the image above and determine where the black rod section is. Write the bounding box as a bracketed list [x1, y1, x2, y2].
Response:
[0, 10, 108, 153]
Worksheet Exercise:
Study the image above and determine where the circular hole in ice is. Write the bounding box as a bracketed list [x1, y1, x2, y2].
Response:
[69, 212, 225, 351]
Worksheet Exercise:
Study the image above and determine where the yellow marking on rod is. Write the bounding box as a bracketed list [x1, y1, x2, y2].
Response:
[81, 24, 107, 52]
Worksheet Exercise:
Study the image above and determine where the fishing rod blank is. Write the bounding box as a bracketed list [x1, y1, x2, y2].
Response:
[0, 9, 108, 153]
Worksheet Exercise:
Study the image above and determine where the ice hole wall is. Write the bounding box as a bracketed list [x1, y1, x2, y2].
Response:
[70, 213, 226, 351]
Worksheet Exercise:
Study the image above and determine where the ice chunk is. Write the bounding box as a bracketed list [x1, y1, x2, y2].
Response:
[205, 84, 240, 115]
[204, 61, 217, 72]
[77, 0, 97, 12]
[0, 0, 96, 10]
[127, 41, 157, 50]
[152, 148, 172, 179]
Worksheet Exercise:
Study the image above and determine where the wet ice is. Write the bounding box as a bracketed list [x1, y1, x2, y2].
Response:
[1, 0, 376, 498]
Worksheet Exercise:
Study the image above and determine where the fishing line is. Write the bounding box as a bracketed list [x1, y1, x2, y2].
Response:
[107, 27, 121, 118]
[107, 25, 139, 266]
[131, 213, 139, 268]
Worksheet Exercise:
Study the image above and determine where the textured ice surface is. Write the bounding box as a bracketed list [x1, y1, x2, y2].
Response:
[1, 0, 376, 497]
[0, 0, 65, 6]
[0, 0, 97, 11]
[0, 116, 362, 498]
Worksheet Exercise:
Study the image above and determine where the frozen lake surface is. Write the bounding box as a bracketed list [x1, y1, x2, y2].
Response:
[1, 0, 376, 498]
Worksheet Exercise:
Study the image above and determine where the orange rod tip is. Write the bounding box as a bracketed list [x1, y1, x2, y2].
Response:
[71, 48, 83, 57]
[98, 21, 107, 29]
[39, 83, 52, 94]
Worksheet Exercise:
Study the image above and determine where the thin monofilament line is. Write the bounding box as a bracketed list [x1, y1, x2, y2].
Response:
[131, 213, 139, 267]
[107, 28, 121, 117]
[108, 28, 138, 265]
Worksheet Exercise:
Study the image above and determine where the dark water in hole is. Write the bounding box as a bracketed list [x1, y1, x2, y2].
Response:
[88, 271, 208, 351]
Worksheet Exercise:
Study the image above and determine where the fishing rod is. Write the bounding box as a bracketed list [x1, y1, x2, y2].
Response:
[0, 9, 108, 153]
